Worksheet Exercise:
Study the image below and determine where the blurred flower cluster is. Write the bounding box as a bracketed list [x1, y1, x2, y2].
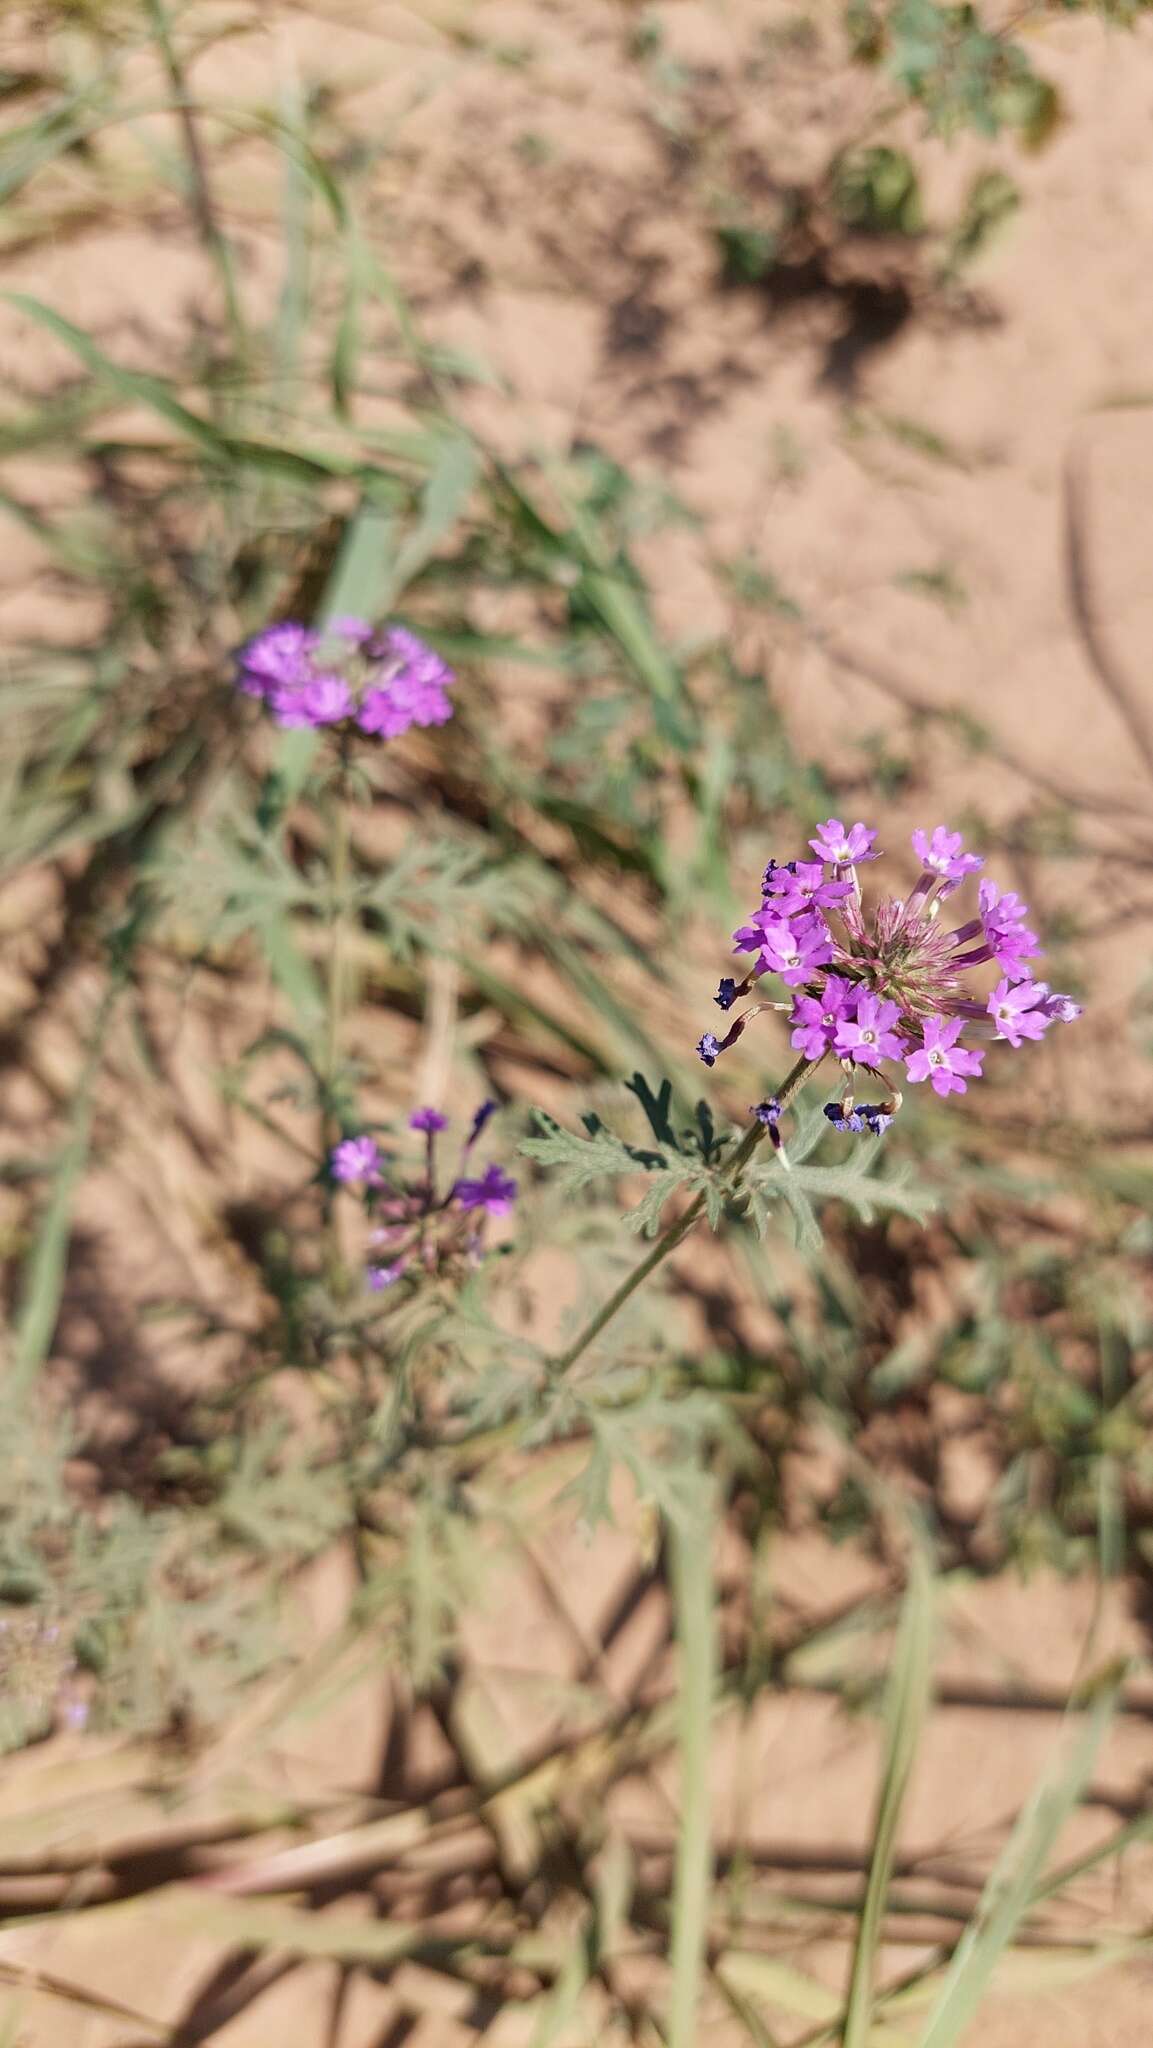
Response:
[236, 618, 453, 737]
[331, 1102, 517, 1290]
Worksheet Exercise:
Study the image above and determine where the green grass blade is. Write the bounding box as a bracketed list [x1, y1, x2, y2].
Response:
[841, 1546, 935, 2048]
[667, 1479, 719, 2048]
[11, 991, 117, 1396]
[917, 1668, 1123, 2048]
[385, 433, 477, 605]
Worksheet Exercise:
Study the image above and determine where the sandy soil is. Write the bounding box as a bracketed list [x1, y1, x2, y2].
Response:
[3, 1, 1153, 2041]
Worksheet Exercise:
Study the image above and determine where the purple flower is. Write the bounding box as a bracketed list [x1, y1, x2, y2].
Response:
[738, 910, 834, 986]
[331, 1135, 383, 1184]
[368, 1260, 407, 1290]
[1036, 987, 1082, 1024]
[237, 622, 318, 696]
[768, 860, 853, 916]
[976, 880, 1039, 980]
[752, 1098, 781, 1126]
[299, 672, 354, 726]
[454, 1164, 518, 1217]
[904, 1017, 985, 1097]
[824, 1102, 867, 1133]
[358, 629, 454, 739]
[911, 826, 984, 893]
[833, 992, 906, 1070]
[809, 819, 879, 865]
[235, 618, 455, 746]
[790, 974, 858, 1059]
[409, 1107, 449, 1133]
[697, 819, 1075, 1127]
[987, 977, 1051, 1047]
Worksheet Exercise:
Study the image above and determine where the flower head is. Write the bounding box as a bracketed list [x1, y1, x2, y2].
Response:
[735, 909, 834, 986]
[696, 818, 1076, 1131]
[330, 1135, 383, 1184]
[454, 1164, 518, 1217]
[986, 977, 1051, 1047]
[975, 880, 1039, 980]
[904, 1016, 985, 1096]
[767, 860, 853, 916]
[911, 826, 983, 894]
[234, 619, 454, 742]
[833, 992, 906, 1071]
[789, 974, 857, 1059]
[809, 819, 879, 866]
[409, 1107, 449, 1133]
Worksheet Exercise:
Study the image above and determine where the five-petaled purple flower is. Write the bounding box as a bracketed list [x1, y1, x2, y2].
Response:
[697, 819, 1078, 1131]
[809, 819, 879, 865]
[330, 1135, 384, 1184]
[235, 617, 454, 740]
[904, 1016, 986, 1097]
[833, 992, 906, 1071]
[911, 826, 984, 894]
[454, 1164, 518, 1217]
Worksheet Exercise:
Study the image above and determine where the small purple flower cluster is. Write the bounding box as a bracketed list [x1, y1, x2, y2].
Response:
[699, 819, 1080, 1130]
[331, 1101, 516, 1289]
[236, 617, 454, 737]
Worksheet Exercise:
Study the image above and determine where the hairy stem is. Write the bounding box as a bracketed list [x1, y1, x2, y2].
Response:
[549, 1053, 823, 1377]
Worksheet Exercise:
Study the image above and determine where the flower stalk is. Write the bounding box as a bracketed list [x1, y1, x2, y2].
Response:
[549, 1053, 823, 1378]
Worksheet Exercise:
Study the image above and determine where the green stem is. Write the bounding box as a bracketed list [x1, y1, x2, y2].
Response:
[323, 791, 352, 1292]
[549, 1053, 823, 1377]
[144, 0, 247, 372]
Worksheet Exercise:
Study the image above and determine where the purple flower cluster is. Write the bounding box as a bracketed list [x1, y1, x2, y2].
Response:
[236, 618, 453, 738]
[700, 818, 1080, 1131]
[329, 1101, 516, 1289]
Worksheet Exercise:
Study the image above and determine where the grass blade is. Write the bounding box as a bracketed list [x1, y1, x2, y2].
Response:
[841, 1545, 935, 2048]
[667, 1478, 719, 2048]
[916, 1667, 1123, 2048]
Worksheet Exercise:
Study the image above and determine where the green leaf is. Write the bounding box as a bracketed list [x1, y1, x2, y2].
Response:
[385, 433, 478, 604]
[917, 1669, 1124, 2047]
[841, 1546, 935, 2048]
[667, 1477, 720, 2048]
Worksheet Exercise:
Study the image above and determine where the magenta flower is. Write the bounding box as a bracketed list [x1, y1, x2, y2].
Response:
[697, 817, 1077, 1135]
[238, 623, 318, 696]
[234, 619, 454, 741]
[737, 910, 834, 986]
[331, 1135, 384, 1184]
[409, 1107, 449, 1133]
[768, 860, 853, 916]
[904, 1018, 985, 1096]
[454, 1164, 518, 1217]
[809, 819, 879, 865]
[987, 977, 1051, 1047]
[789, 975, 858, 1059]
[297, 673, 354, 727]
[833, 992, 906, 1070]
[1036, 988, 1082, 1023]
[975, 880, 1039, 979]
[911, 826, 984, 894]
